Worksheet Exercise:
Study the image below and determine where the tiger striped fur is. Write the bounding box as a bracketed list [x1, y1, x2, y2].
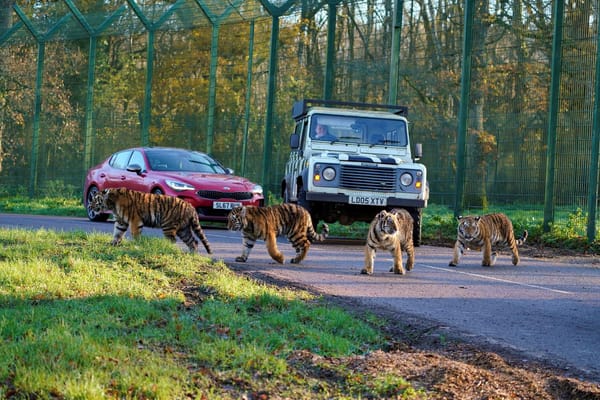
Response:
[361, 208, 415, 275]
[449, 213, 527, 267]
[89, 188, 212, 254]
[226, 204, 329, 264]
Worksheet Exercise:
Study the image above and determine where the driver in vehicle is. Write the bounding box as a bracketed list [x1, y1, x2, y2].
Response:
[312, 122, 337, 141]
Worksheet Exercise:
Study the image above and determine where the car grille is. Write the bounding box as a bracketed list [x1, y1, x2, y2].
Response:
[339, 165, 397, 192]
[196, 190, 253, 200]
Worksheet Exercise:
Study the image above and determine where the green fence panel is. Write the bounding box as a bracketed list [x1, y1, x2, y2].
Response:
[0, 0, 598, 241]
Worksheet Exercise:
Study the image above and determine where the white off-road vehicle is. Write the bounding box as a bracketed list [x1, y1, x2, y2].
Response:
[281, 99, 429, 245]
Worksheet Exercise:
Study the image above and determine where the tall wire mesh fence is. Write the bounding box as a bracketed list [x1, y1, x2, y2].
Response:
[0, 0, 598, 240]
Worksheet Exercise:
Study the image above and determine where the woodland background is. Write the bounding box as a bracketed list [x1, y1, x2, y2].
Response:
[0, 0, 599, 238]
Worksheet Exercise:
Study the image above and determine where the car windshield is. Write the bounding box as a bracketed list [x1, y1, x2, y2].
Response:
[310, 114, 408, 146]
[146, 149, 226, 173]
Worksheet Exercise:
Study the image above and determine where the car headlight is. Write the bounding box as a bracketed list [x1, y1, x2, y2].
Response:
[252, 184, 263, 195]
[322, 167, 336, 181]
[165, 180, 195, 191]
[400, 172, 413, 186]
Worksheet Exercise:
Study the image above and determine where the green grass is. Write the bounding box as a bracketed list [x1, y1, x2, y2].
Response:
[0, 228, 428, 399]
[0, 195, 86, 217]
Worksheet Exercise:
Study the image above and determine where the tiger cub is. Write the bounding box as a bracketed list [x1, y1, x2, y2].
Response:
[361, 208, 415, 275]
[89, 187, 212, 254]
[226, 204, 328, 264]
[449, 213, 527, 267]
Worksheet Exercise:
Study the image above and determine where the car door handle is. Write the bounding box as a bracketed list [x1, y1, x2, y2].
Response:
[120, 176, 126, 180]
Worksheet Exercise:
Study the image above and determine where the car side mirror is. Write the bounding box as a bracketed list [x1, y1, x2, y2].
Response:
[414, 143, 423, 161]
[225, 168, 234, 175]
[127, 164, 143, 175]
[290, 133, 300, 149]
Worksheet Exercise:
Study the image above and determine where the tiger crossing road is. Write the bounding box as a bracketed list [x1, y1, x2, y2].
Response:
[1, 213, 599, 383]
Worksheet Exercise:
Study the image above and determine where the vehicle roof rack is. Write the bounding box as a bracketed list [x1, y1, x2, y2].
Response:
[292, 98, 409, 120]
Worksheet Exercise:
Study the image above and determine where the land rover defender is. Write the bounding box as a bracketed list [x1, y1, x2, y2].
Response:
[281, 99, 429, 245]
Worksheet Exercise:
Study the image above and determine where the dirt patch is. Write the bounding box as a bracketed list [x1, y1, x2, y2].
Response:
[232, 267, 600, 399]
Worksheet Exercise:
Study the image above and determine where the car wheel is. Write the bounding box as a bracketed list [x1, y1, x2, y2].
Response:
[86, 186, 109, 222]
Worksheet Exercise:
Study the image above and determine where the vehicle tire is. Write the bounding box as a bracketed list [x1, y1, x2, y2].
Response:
[85, 186, 110, 222]
[409, 208, 422, 247]
[297, 186, 309, 210]
[283, 185, 293, 204]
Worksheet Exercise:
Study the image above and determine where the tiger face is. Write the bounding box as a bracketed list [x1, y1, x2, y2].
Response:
[457, 216, 481, 242]
[377, 211, 400, 235]
[226, 206, 246, 231]
[88, 190, 107, 213]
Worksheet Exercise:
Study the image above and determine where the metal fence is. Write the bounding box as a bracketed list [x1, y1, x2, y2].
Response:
[0, 0, 598, 241]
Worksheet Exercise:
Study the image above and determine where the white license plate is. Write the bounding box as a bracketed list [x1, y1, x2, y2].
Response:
[349, 195, 387, 206]
[213, 201, 242, 210]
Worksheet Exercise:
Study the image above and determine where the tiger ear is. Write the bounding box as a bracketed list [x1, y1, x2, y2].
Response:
[475, 216, 481, 221]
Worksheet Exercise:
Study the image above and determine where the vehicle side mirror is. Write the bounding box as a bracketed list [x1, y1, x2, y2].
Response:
[290, 133, 300, 149]
[225, 168, 234, 175]
[127, 164, 143, 175]
[414, 143, 423, 161]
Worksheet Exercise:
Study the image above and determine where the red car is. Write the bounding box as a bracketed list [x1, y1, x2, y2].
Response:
[83, 146, 264, 222]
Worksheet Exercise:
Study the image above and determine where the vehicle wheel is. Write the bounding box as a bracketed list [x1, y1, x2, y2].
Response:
[409, 208, 422, 247]
[297, 186, 309, 210]
[86, 186, 109, 222]
[283, 185, 292, 204]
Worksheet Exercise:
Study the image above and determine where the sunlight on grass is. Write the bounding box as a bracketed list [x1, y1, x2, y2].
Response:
[0, 227, 421, 398]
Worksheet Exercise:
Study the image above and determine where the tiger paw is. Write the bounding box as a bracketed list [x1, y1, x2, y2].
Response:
[360, 268, 372, 275]
[235, 256, 247, 262]
[391, 267, 406, 275]
[448, 261, 457, 267]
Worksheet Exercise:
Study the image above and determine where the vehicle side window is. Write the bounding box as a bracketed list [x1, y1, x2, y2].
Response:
[128, 151, 146, 170]
[110, 151, 132, 170]
[297, 120, 308, 149]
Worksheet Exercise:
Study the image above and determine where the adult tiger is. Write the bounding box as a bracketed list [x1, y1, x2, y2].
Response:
[449, 213, 527, 267]
[226, 203, 328, 264]
[361, 208, 415, 275]
[89, 188, 212, 254]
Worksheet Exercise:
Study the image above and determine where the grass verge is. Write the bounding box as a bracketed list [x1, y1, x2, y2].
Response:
[0, 228, 427, 399]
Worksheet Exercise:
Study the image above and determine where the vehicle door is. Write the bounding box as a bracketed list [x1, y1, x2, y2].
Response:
[124, 150, 150, 192]
[104, 150, 133, 188]
[286, 119, 309, 199]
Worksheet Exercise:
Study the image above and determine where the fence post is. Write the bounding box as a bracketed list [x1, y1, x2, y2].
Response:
[241, 20, 255, 177]
[543, 0, 564, 232]
[388, 0, 403, 104]
[587, 19, 600, 243]
[453, 0, 474, 217]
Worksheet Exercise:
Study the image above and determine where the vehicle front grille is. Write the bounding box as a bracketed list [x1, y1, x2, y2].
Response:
[197, 190, 253, 200]
[339, 165, 397, 192]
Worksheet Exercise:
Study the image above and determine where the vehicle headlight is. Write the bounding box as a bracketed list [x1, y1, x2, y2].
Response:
[252, 184, 263, 195]
[400, 172, 413, 186]
[322, 167, 336, 181]
[165, 180, 195, 191]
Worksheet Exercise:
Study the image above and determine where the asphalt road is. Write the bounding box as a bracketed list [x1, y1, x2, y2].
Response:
[1, 213, 599, 382]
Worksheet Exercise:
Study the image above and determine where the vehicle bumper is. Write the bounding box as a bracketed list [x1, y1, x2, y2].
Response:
[306, 192, 427, 208]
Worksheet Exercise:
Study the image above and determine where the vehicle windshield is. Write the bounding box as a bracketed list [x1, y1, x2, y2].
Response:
[310, 114, 408, 146]
[146, 149, 226, 173]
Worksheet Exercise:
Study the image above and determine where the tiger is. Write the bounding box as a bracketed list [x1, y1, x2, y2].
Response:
[449, 213, 527, 267]
[226, 203, 329, 264]
[361, 208, 415, 275]
[89, 187, 212, 254]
